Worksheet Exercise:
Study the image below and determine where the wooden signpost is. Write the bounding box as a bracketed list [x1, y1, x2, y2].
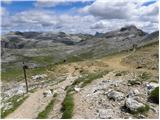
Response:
[23, 62, 29, 93]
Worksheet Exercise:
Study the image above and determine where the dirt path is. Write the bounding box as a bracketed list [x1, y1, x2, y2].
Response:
[6, 88, 53, 119]
[6, 65, 79, 119]
[48, 73, 77, 118]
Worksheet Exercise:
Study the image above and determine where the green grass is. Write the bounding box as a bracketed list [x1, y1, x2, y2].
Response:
[1, 95, 28, 118]
[149, 80, 158, 83]
[65, 51, 94, 63]
[81, 70, 109, 87]
[65, 70, 109, 93]
[1, 66, 47, 82]
[62, 70, 109, 119]
[131, 104, 150, 114]
[61, 92, 74, 119]
[149, 87, 159, 104]
[1, 68, 24, 81]
[28, 56, 54, 64]
[138, 72, 150, 81]
[37, 98, 56, 119]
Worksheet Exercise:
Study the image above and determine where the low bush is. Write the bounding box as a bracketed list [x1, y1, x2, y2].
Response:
[149, 87, 159, 104]
[131, 104, 150, 114]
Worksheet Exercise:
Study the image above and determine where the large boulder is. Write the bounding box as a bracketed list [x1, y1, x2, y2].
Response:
[125, 98, 145, 112]
[106, 90, 125, 101]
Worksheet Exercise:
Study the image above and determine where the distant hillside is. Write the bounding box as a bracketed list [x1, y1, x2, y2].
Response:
[1, 25, 159, 71]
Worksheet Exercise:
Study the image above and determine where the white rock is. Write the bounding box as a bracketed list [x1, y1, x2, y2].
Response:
[106, 90, 125, 101]
[32, 74, 47, 80]
[128, 89, 140, 97]
[125, 98, 144, 112]
[98, 109, 114, 119]
[43, 90, 52, 97]
[74, 87, 81, 92]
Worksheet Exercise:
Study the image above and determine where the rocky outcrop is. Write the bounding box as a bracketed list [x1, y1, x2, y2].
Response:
[106, 90, 125, 101]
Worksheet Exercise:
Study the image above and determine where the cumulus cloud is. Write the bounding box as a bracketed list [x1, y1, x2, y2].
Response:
[1, 0, 158, 34]
[2, 9, 97, 34]
[79, 0, 158, 32]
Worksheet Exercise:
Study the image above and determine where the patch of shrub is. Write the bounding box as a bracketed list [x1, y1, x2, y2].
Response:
[138, 72, 150, 81]
[149, 87, 159, 104]
[61, 93, 74, 119]
[131, 104, 150, 114]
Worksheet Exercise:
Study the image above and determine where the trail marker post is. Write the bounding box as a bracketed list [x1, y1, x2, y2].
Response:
[23, 62, 29, 93]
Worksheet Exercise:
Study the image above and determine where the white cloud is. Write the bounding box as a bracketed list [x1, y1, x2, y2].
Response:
[1, 0, 158, 34]
[2, 9, 98, 34]
[78, 0, 158, 32]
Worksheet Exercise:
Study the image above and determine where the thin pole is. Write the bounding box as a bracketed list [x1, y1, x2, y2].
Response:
[23, 62, 28, 93]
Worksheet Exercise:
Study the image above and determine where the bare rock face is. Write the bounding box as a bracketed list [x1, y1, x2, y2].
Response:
[125, 98, 145, 112]
[106, 90, 125, 101]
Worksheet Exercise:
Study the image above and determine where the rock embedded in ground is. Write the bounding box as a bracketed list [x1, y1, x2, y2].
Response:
[106, 90, 125, 101]
[98, 109, 114, 119]
[74, 87, 81, 92]
[128, 89, 140, 97]
[128, 79, 141, 86]
[125, 98, 145, 112]
[145, 82, 159, 94]
[43, 90, 53, 97]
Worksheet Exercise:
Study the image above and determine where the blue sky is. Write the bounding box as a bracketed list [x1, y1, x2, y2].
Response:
[2, 1, 93, 14]
[1, 0, 159, 34]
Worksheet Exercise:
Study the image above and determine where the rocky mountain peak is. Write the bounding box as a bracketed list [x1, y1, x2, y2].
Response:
[120, 25, 138, 32]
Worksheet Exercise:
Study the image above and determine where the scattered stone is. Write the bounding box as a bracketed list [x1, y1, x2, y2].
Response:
[74, 87, 81, 92]
[3, 102, 13, 111]
[32, 74, 47, 80]
[98, 109, 114, 119]
[106, 90, 125, 101]
[145, 82, 159, 93]
[128, 89, 140, 97]
[43, 90, 52, 97]
[128, 79, 141, 86]
[4, 85, 26, 99]
[125, 98, 145, 112]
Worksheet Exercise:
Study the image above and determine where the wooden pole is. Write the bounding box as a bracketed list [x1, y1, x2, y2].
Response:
[23, 62, 28, 93]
